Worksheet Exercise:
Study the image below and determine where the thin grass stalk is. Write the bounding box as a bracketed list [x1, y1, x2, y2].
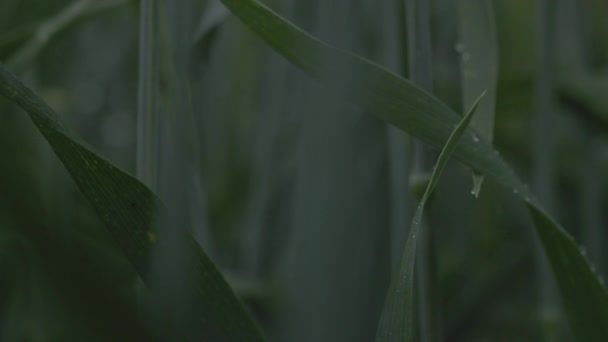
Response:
[404, 0, 438, 341]
[158, 0, 189, 295]
[160, 0, 214, 256]
[186, 0, 608, 336]
[556, 0, 604, 279]
[137, 0, 161, 191]
[375, 92, 485, 342]
[240, 0, 296, 278]
[135, 0, 161, 332]
[387, 128, 410, 270]
[533, 0, 560, 337]
[458, 0, 497, 197]
[383, 0, 411, 273]
[581, 138, 603, 273]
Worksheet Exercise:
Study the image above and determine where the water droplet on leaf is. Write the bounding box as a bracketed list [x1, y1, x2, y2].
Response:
[471, 173, 484, 198]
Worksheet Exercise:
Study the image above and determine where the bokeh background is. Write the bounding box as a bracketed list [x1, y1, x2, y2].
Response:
[1, 0, 608, 340]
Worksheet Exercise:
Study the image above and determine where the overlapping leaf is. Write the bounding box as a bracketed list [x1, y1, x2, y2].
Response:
[218, 0, 608, 340]
[0, 63, 265, 341]
[376, 93, 485, 342]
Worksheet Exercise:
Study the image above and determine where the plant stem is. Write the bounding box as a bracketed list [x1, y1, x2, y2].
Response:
[556, 0, 603, 280]
[581, 138, 603, 273]
[533, 0, 560, 338]
[135, 0, 161, 332]
[405, 0, 438, 341]
[382, 0, 411, 275]
[137, 0, 161, 191]
[458, 0, 498, 197]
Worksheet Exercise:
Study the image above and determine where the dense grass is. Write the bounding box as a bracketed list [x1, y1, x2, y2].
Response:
[1, 0, 608, 341]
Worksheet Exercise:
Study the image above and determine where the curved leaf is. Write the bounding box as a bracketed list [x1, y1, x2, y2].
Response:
[0, 63, 265, 341]
[217, 0, 608, 340]
[376, 93, 485, 342]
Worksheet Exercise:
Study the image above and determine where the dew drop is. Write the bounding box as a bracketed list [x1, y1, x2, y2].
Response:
[455, 42, 464, 53]
[471, 173, 483, 198]
[513, 188, 519, 194]
[472, 134, 480, 143]
[580, 247, 587, 256]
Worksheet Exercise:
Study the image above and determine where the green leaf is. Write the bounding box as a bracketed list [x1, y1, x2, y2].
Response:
[217, 0, 608, 339]
[0, 63, 265, 341]
[376, 93, 485, 342]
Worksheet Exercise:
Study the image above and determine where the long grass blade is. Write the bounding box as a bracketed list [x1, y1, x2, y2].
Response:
[533, 0, 561, 336]
[406, 0, 434, 197]
[217, 1, 608, 339]
[376, 92, 485, 342]
[404, 0, 438, 340]
[381, 0, 411, 275]
[0, 62, 266, 341]
[137, 0, 161, 191]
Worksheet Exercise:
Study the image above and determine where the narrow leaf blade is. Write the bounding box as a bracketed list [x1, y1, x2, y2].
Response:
[376, 93, 485, 342]
[217, 1, 608, 339]
[0, 63, 265, 341]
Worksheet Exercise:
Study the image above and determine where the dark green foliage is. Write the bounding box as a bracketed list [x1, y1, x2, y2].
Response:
[1, 0, 608, 341]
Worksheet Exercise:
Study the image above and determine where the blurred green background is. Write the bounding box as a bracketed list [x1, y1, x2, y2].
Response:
[1, 0, 608, 340]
